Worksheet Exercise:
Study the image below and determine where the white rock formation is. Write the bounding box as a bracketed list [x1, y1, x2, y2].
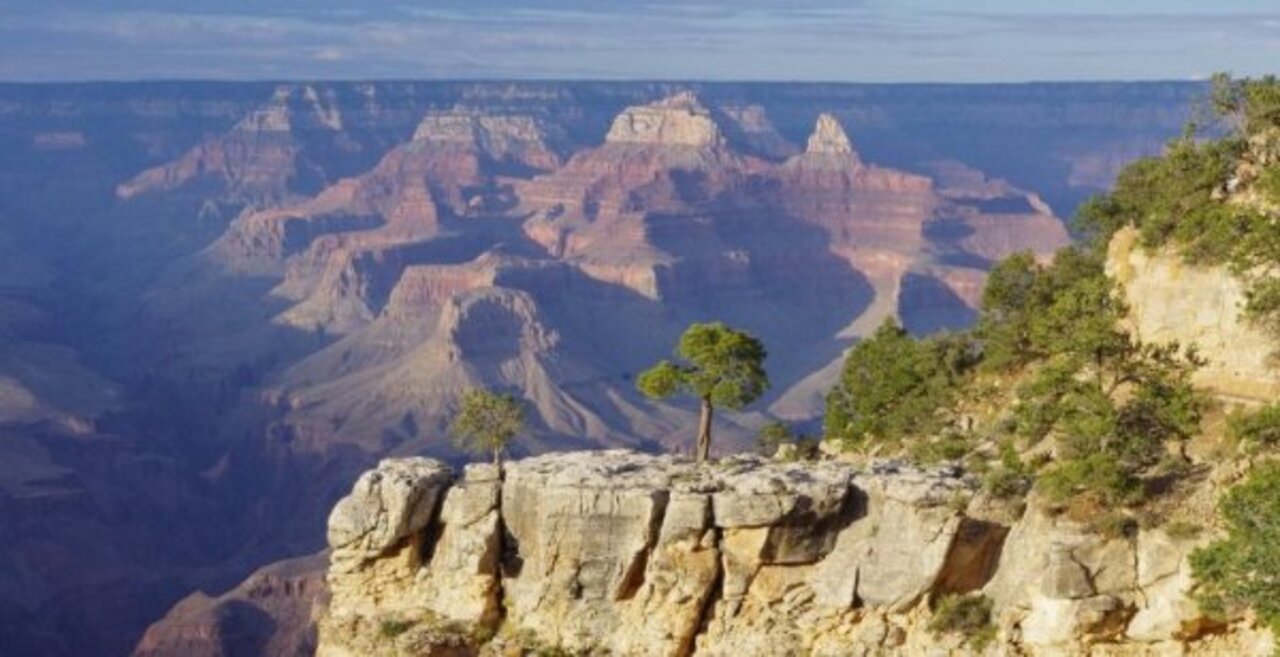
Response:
[605, 92, 725, 148]
[805, 113, 858, 158]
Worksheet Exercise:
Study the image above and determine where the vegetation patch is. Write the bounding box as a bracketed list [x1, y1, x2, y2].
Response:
[379, 618, 416, 639]
[929, 593, 997, 650]
[824, 319, 976, 449]
[1190, 461, 1280, 636]
[1077, 74, 1280, 336]
[756, 420, 819, 460]
[1226, 402, 1280, 448]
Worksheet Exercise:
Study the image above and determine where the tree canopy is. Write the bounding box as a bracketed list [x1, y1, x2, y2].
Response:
[637, 322, 769, 462]
[449, 389, 526, 466]
[1190, 462, 1280, 636]
[824, 319, 975, 448]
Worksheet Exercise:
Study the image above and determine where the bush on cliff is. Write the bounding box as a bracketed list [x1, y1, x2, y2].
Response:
[1227, 402, 1280, 448]
[1077, 74, 1280, 335]
[638, 322, 770, 463]
[929, 593, 996, 649]
[1190, 461, 1280, 636]
[824, 319, 976, 449]
[823, 242, 1203, 513]
[450, 389, 527, 466]
[977, 246, 1205, 506]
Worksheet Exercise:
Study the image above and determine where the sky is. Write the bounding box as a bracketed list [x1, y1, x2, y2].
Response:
[0, 0, 1276, 83]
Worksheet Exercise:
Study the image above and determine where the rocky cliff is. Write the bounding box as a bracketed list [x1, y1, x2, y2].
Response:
[1107, 227, 1280, 403]
[315, 451, 1273, 656]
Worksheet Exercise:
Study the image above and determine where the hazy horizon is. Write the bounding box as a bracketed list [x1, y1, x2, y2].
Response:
[1, 1, 1275, 83]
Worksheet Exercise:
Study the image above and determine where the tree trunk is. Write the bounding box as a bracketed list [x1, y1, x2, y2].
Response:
[696, 398, 714, 464]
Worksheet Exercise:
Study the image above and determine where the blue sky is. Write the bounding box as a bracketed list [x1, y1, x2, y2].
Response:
[0, 0, 1276, 82]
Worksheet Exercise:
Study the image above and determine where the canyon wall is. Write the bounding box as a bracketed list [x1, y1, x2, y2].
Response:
[315, 452, 1273, 656]
[1107, 227, 1280, 403]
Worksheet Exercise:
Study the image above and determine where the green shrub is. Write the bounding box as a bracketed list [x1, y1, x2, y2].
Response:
[756, 420, 818, 460]
[1089, 511, 1139, 539]
[1190, 462, 1280, 635]
[1257, 166, 1280, 204]
[983, 442, 1033, 499]
[824, 320, 976, 448]
[1165, 521, 1203, 540]
[1227, 402, 1280, 447]
[1039, 452, 1142, 507]
[929, 594, 996, 649]
[379, 618, 415, 639]
[1075, 75, 1280, 337]
[910, 431, 974, 465]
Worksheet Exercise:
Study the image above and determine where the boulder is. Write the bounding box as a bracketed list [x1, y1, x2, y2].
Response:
[326, 457, 453, 565]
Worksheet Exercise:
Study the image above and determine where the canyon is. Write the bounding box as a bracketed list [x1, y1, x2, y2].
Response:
[0, 81, 1199, 654]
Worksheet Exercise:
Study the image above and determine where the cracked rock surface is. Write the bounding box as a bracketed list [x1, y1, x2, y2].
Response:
[316, 451, 1273, 657]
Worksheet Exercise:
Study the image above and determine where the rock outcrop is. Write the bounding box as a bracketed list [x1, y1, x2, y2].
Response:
[805, 113, 859, 158]
[605, 91, 725, 148]
[116, 84, 354, 204]
[132, 554, 327, 657]
[317, 451, 1273, 656]
[1107, 226, 1280, 402]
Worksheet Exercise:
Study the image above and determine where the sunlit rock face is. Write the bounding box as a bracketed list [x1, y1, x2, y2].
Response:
[316, 451, 1273, 657]
[1108, 226, 1280, 403]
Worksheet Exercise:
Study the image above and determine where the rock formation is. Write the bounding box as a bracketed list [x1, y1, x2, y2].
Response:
[1107, 226, 1280, 402]
[805, 112, 860, 158]
[316, 451, 1274, 656]
[132, 554, 326, 657]
[605, 91, 726, 148]
[116, 84, 353, 204]
[163, 93, 1075, 460]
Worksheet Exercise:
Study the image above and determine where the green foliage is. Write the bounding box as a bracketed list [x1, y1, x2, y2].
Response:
[982, 441, 1033, 499]
[909, 431, 975, 465]
[756, 420, 794, 455]
[978, 246, 1204, 508]
[449, 389, 526, 464]
[1228, 402, 1280, 447]
[1257, 166, 1280, 204]
[1190, 462, 1280, 635]
[1089, 510, 1139, 540]
[1039, 452, 1141, 506]
[1077, 137, 1243, 262]
[637, 322, 769, 409]
[639, 322, 769, 461]
[824, 320, 976, 448]
[1210, 73, 1280, 135]
[755, 420, 818, 460]
[976, 251, 1042, 369]
[379, 618, 415, 639]
[1020, 343, 1203, 506]
[978, 248, 1126, 371]
[929, 594, 996, 649]
[1165, 521, 1203, 540]
[1074, 74, 1280, 336]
